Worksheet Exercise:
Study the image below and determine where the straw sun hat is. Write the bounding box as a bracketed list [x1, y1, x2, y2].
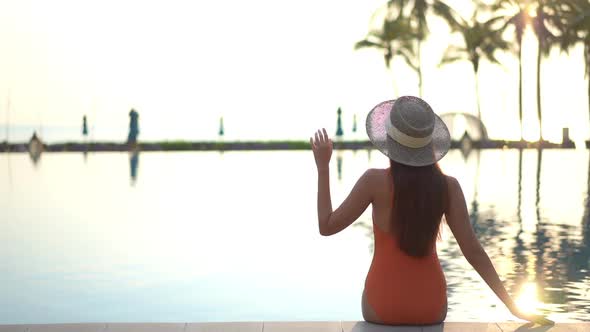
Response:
[366, 96, 451, 167]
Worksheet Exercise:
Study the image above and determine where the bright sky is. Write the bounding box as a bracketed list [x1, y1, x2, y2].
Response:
[0, 0, 588, 143]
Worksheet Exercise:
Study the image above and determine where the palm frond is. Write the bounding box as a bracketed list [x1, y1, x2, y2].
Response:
[440, 44, 468, 67]
[484, 15, 509, 30]
[397, 48, 418, 71]
[439, 55, 466, 67]
[354, 39, 385, 50]
[432, 1, 462, 31]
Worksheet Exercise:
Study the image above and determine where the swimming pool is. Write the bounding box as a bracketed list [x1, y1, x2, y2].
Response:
[0, 149, 588, 323]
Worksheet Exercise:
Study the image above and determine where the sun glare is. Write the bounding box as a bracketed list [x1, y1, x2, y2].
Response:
[527, 6, 537, 18]
[515, 282, 541, 314]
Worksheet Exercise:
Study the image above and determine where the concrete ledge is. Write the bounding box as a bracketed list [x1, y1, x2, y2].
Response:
[0, 322, 588, 332]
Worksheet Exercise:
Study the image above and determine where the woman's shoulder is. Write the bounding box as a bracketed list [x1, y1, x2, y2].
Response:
[443, 175, 465, 203]
[444, 175, 460, 190]
[362, 167, 390, 180]
[444, 174, 457, 182]
[361, 168, 391, 193]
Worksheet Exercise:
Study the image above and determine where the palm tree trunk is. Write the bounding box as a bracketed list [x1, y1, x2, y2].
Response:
[475, 69, 482, 121]
[518, 43, 523, 141]
[417, 40, 423, 97]
[4, 92, 9, 151]
[587, 55, 590, 141]
[536, 45, 543, 142]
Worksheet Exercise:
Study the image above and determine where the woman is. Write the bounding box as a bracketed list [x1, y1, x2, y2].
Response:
[309, 96, 553, 325]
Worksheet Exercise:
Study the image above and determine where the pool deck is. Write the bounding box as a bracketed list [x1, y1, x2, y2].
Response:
[0, 321, 588, 332]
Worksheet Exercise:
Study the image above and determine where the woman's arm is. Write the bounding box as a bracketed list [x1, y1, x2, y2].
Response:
[310, 128, 372, 236]
[316, 166, 332, 232]
[311, 128, 333, 231]
[445, 176, 553, 325]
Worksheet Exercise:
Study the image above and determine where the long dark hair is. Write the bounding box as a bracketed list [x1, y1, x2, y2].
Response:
[390, 159, 447, 257]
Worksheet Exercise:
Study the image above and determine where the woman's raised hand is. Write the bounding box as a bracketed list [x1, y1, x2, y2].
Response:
[310, 128, 333, 171]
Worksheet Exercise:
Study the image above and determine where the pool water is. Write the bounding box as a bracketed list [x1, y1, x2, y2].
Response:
[0, 149, 588, 323]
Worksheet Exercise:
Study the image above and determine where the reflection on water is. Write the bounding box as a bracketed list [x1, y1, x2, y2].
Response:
[28, 148, 41, 166]
[130, 150, 139, 185]
[517, 149, 523, 227]
[337, 152, 343, 181]
[515, 282, 541, 314]
[0, 149, 589, 323]
[535, 149, 542, 229]
[437, 149, 590, 322]
[469, 150, 480, 225]
[353, 149, 590, 321]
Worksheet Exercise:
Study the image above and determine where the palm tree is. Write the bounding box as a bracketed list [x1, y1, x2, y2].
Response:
[355, 14, 418, 96]
[531, 1, 559, 142]
[439, 8, 509, 122]
[552, 0, 590, 141]
[386, 0, 457, 97]
[495, 0, 532, 141]
[570, 3, 590, 139]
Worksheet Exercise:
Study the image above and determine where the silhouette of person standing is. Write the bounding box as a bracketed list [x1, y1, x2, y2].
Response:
[82, 115, 88, 137]
[127, 109, 139, 149]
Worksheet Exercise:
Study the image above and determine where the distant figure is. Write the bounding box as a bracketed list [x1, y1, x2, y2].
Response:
[218, 116, 224, 137]
[309, 96, 552, 326]
[82, 115, 89, 153]
[28, 131, 43, 164]
[82, 115, 88, 137]
[352, 114, 357, 133]
[336, 107, 343, 137]
[128, 109, 140, 146]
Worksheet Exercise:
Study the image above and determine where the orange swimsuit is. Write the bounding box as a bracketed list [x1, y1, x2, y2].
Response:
[364, 221, 447, 325]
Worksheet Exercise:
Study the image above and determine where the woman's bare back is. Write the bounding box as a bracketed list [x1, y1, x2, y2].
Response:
[369, 168, 394, 233]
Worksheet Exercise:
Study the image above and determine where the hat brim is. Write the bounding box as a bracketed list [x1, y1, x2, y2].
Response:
[366, 99, 451, 167]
